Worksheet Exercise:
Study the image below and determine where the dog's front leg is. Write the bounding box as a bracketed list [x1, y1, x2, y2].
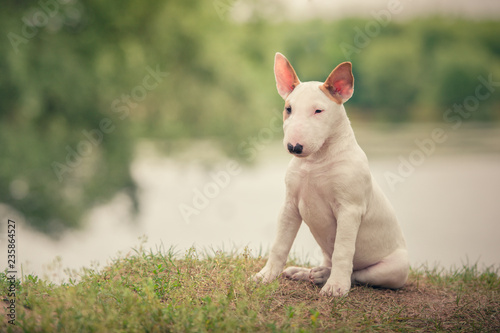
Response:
[320, 207, 362, 297]
[253, 202, 301, 283]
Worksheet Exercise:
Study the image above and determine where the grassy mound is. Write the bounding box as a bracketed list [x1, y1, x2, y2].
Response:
[1, 246, 499, 332]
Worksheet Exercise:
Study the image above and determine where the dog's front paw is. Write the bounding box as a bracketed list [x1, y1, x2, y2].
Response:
[282, 266, 311, 281]
[319, 278, 351, 297]
[309, 266, 331, 286]
[252, 267, 280, 284]
[252, 272, 266, 283]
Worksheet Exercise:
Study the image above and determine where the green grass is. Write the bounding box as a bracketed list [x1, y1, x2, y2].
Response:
[1, 244, 499, 332]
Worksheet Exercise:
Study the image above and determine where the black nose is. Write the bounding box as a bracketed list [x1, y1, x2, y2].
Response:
[287, 143, 303, 154]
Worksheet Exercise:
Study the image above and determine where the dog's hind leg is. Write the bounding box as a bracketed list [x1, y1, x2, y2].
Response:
[282, 267, 311, 281]
[352, 249, 409, 289]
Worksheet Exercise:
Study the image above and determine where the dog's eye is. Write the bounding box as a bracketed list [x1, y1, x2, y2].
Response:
[285, 106, 292, 114]
[315, 109, 323, 114]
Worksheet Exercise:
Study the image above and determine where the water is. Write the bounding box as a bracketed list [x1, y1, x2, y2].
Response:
[4, 124, 500, 282]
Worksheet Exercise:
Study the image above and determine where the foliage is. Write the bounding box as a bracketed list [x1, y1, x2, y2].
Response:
[0, 1, 499, 233]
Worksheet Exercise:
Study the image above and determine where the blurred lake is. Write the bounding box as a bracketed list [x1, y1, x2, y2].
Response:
[8, 123, 500, 282]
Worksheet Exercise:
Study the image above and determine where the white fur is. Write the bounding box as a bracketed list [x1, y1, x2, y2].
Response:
[253, 53, 409, 297]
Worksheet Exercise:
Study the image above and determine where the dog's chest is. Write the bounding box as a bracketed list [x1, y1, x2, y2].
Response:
[288, 164, 338, 231]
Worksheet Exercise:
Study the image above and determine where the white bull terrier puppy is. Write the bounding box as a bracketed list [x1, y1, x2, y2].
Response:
[253, 53, 409, 297]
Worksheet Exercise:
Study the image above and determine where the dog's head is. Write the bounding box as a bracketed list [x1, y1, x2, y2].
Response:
[274, 52, 354, 158]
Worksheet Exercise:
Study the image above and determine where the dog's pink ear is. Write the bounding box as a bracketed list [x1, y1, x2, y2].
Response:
[321, 62, 354, 104]
[274, 52, 301, 99]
